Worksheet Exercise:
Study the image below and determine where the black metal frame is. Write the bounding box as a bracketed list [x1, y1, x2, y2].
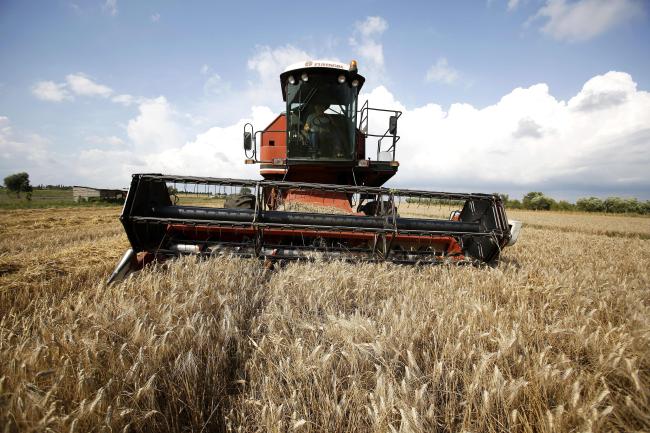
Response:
[358, 100, 402, 161]
[120, 174, 511, 266]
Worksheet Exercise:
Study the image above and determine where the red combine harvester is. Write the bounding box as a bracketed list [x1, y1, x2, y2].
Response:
[109, 60, 521, 283]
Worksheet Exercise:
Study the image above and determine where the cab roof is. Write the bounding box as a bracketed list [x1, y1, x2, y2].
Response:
[279, 60, 365, 101]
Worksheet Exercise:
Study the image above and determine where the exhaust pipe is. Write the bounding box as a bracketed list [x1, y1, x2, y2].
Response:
[107, 248, 135, 284]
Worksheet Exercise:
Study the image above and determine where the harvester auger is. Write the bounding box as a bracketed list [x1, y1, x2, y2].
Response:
[109, 60, 521, 283]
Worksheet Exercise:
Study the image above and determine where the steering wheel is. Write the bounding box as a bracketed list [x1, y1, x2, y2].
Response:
[311, 113, 332, 130]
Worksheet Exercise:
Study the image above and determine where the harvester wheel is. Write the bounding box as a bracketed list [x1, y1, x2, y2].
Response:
[358, 200, 398, 217]
[224, 194, 255, 209]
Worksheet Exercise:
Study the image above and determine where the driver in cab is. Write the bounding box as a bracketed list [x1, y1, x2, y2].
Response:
[304, 104, 331, 134]
[303, 104, 342, 157]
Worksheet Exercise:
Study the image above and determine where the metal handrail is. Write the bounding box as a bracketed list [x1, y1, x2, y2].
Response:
[357, 102, 402, 161]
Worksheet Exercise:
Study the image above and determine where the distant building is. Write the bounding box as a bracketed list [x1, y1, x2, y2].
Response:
[72, 186, 127, 202]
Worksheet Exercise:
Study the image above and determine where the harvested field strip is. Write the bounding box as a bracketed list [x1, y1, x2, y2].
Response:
[0, 207, 127, 316]
[0, 207, 119, 228]
[0, 224, 123, 254]
[523, 222, 650, 240]
[0, 233, 127, 316]
[508, 210, 650, 236]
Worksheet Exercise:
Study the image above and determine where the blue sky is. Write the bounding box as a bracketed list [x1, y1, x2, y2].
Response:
[1, 0, 649, 199]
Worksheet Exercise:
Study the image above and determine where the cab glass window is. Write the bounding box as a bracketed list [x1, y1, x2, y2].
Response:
[285, 73, 357, 160]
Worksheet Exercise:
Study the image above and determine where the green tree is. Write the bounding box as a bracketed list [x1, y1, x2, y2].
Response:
[576, 197, 604, 212]
[240, 187, 252, 195]
[522, 192, 543, 209]
[603, 197, 641, 214]
[4, 172, 33, 199]
[522, 192, 555, 211]
[530, 195, 555, 211]
[642, 201, 650, 215]
[507, 199, 522, 209]
[625, 198, 641, 214]
[555, 200, 575, 211]
[604, 197, 625, 213]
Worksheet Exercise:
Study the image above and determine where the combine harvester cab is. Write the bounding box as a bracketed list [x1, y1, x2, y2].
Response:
[109, 60, 520, 283]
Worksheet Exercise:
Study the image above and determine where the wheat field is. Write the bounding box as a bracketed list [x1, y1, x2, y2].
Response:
[0, 206, 648, 432]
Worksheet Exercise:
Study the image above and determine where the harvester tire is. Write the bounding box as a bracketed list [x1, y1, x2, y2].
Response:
[224, 194, 255, 209]
[358, 200, 398, 217]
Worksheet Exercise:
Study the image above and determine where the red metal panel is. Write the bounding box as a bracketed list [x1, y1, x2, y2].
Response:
[166, 224, 464, 256]
[259, 114, 287, 164]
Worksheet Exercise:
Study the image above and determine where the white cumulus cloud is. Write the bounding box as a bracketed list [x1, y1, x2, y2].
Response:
[86, 135, 125, 146]
[69, 105, 275, 187]
[530, 0, 644, 42]
[349, 16, 388, 79]
[247, 44, 312, 85]
[66, 73, 113, 97]
[127, 96, 188, 152]
[203, 73, 231, 95]
[0, 116, 61, 183]
[111, 94, 136, 106]
[246, 44, 312, 105]
[425, 58, 459, 84]
[144, 106, 275, 180]
[75, 148, 144, 186]
[31, 81, 72, 102]
[32, 74, 115, 102]
[360, 71, 650, 195]
[568, 70, 633, 111]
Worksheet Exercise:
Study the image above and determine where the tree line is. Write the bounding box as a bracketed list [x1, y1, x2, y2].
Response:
[34, 184, 73, 190]
[2, 172, 73, 200]
[499, 192, 650, 214]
